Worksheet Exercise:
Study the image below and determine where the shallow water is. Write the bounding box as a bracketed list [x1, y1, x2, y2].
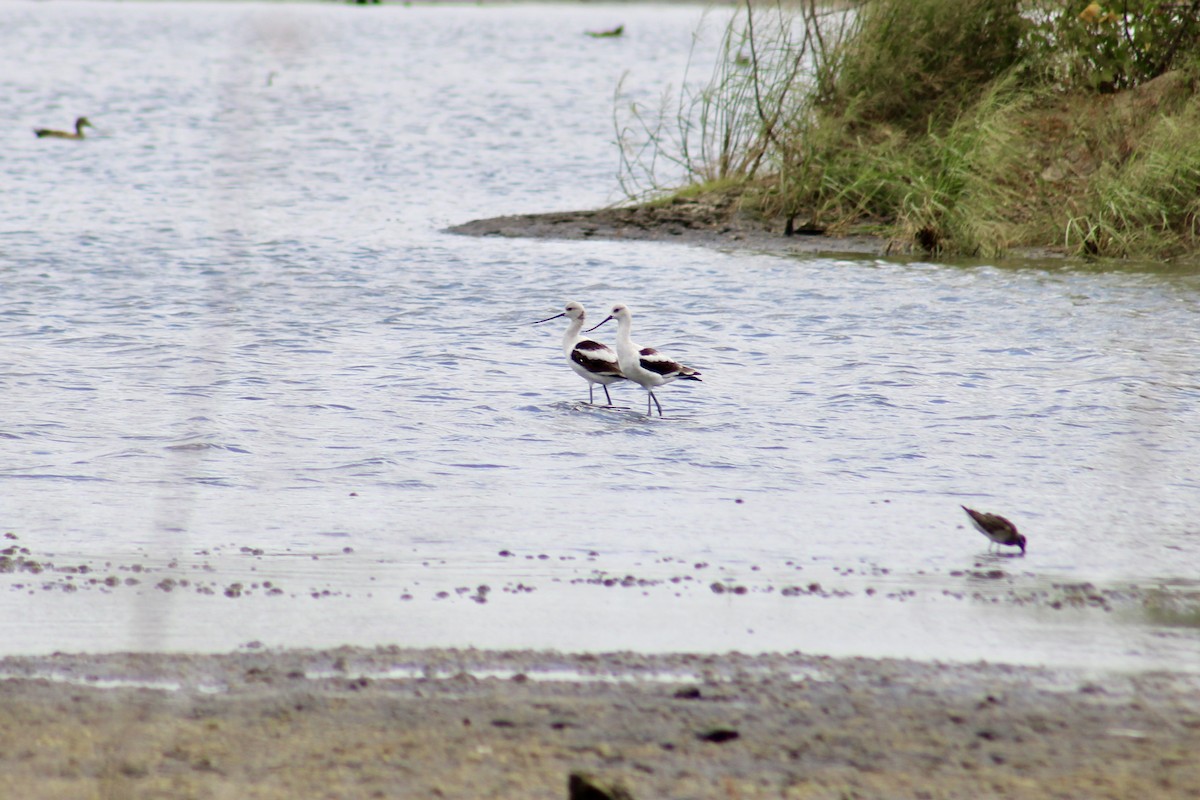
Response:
[3, 1, 1200, 671]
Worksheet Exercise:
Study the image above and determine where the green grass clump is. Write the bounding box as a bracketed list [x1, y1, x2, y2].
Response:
[1143, 588, 1200, 628]
[771, 73, 1038, 256]
[1064, 94, 1200, 257]
[620, 0, 1200, 260]
[819, 0, 1027, 134]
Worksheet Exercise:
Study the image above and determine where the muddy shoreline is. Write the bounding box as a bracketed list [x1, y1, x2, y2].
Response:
[446, 200, 894, 258]
[446, 199, 1070, 261]
[3, 646, 1198, 799]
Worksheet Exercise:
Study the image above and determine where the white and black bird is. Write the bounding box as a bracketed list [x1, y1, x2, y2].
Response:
[533, 301, 625, 405]
[962, 506, 1026, 555]
[587, 303, 701, 417]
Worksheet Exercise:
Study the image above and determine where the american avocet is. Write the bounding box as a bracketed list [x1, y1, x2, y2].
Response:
[962, 506, 1026, 555]
[587, 303, 701, 417]
[34, 117, 93, 139]
[533, 301, 625, 405]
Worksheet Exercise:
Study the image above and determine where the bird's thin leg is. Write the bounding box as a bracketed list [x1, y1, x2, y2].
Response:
[602, 384, 613, 406]
[649, 390, 663, 417]
[588, 384, 595, 404]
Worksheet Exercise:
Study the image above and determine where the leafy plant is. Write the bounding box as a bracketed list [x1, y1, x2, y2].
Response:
[1028, 0, 1200, 93]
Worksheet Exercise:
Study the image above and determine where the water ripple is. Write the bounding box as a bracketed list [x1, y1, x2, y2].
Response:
[2, 2, 1199, 633]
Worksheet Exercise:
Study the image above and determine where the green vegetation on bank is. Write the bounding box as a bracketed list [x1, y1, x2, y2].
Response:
[618, 0, 1200, 259]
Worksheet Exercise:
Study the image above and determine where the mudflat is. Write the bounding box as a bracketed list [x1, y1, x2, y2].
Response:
[446, 199, 891, 259]
[2, 647, 1198, 799]
[446, 196, 1067, 261]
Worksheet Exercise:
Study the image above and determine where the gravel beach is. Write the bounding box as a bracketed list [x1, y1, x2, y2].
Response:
[3, 646, 1199, 799]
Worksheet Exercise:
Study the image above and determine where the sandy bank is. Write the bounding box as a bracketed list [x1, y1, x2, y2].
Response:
[3, 646, 1198, 799]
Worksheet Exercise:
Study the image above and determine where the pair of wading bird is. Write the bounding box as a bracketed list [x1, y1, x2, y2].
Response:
[534, 301, 701, 417]
[535, 301, 1027, 555]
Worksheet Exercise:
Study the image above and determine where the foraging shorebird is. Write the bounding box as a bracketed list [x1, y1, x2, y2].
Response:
[533, 301, 625, 405]
[962, 506, 1026, 555]
[34, 117, 93, 139]
[587, 303, 701, 417]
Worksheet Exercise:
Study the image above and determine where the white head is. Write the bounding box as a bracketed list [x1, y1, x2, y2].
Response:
[608, 303, 631, 322]
[587, 303, 631, 332]
[534, 300, 586, 325]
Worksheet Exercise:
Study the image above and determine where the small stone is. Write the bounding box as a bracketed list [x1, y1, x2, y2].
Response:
[697, 728, 740, 743]
[568, 771, 634, 800]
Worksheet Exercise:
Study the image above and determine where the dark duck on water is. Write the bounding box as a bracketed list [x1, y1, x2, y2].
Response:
[34, 116, 93, 139]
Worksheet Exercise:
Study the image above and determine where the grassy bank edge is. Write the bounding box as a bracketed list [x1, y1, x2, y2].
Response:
[618, 0, 1200, 263]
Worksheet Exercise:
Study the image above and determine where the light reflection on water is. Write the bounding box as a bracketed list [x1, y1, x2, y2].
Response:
[2, 2, 1199, 668]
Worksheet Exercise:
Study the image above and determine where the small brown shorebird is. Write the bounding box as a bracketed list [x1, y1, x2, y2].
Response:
[34, 116, 93, 139]
[962, 506, 1026, 555]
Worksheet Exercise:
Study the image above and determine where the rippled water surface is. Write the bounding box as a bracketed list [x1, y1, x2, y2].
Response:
[4, 1, 1200, 669]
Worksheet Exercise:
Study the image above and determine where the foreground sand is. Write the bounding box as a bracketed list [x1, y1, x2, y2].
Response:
[2, 647, 1198, 799]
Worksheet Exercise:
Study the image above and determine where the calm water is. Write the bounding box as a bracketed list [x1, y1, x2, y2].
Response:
[3, 1, 1199, 670]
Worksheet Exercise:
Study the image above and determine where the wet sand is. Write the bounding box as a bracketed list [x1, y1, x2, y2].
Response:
[3, 646, 1199, 799]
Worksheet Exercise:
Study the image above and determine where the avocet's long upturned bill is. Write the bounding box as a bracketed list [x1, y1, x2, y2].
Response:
[962, 506, 1026, 555]
[587, 303, 701, 416]
[533, 301, 625, 405]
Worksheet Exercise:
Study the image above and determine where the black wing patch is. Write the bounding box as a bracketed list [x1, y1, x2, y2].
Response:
[638, 347, 701, 379]
[572, 341, 623, 377]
